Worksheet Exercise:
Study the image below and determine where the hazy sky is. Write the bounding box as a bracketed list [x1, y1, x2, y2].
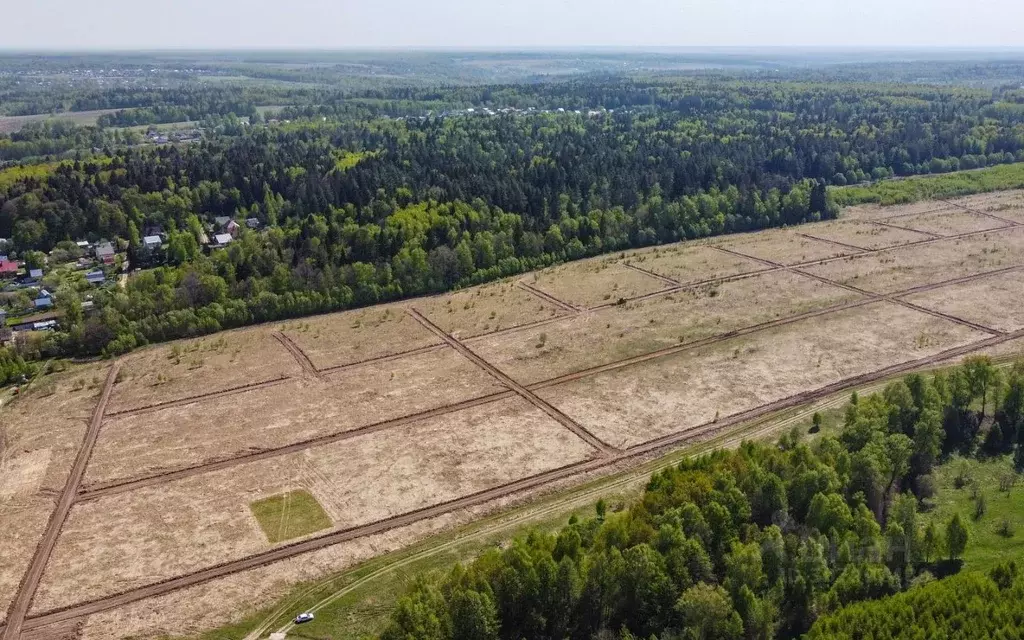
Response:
[6, 0, 1024, 50]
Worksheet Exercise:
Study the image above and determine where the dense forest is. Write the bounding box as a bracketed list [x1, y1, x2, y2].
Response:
[378, 356, 1024, 640]
[2, 65, 1024, 360]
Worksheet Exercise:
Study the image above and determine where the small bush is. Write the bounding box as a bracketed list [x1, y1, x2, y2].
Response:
[973, 493, 987, 520]
[998, 518, 1014, 538]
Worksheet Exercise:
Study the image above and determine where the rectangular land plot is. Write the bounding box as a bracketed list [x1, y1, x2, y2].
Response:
[537, 302, 989, 449]
[801, 227, 1024, 294]
[888, 210, 1008, 236]
[0, 362, 109, 622]
[716, 228, 860, 264]
[415, 280, 568, 338]
[469, 270, 863, 385]
[802, 220, 933, 250]
[524, 259, 670, 309]
[34, 397, 595, 611]
[87, 347, 505, 485]
[108, 329, 300, 413]
[250, 490, 332, 543]
[901, 268, 1024, 334]
[620, 243, 766, 284]
[279, 303, 441, 370]
[948, 191, 1024, 224]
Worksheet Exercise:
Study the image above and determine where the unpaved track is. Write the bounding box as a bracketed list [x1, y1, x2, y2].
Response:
[937, 198, 1022, 227]
[272, 332, 323, 380]
[515, 281, 582, 312]
[620, 261, 682, 287]
[19, 327, 1024, 634]
[406, 308, 618, 455]
[105, 376, 292, 418]
[2, 364, 121, 640]
[78, 260, 1024, 501]
[869, 220, 944, 238]
[793, 231, 868, 253]
[318, 343, 447, 374]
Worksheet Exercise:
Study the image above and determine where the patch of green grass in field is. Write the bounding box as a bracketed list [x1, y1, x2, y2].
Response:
[833, 162, 1024, 207]
[925, 455, 1024, 572]
[250, 490, 332, 544]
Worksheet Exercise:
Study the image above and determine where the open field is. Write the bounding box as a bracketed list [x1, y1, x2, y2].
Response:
[279, 303, 441, 370]
[108, 331, 300, 413]
[9, 194, 1024, 639]
[537, 302, 986, 448]
[250, 491, 333, 544]
[0, 109, 118, 134]
[33, 397, 594, 611]
[524, 259, 670, 308]
[85, 347, 504, 485]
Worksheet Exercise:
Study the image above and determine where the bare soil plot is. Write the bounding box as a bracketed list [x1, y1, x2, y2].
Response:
[87, 347, 504, 485]
[619, 243, 766, 284]
[712, 228, 856, 264]
[470, 270, 862, 385]
[108, 330, 300, 413]
[415, 280, 568, 338]
[889, 210, 1008, 236]
[840, 201, 958, 221]
[0, 362, 109, 621]
[801, 227, 1024, 294]
[33, 397, 594, 611]
[802, 220, 933, 250]
[280, 303, 441, 370]
[537, 302, 988, 448]
[524, 259, 669, 308]
[900, 269, 1024, 334]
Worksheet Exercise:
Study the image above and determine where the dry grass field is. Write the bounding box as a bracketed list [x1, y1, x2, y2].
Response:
[9, 192, 1024, 638]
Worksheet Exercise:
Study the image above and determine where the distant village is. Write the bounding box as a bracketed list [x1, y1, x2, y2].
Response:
[0, 214, 260, 343]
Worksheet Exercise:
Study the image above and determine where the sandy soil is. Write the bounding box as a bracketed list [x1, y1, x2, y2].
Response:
[108, 330, 300, 413]
[415, 280, 568, 338]
[840, 202, 959, 221]
[33, 397, 594, 612]
[280, 303, 441, 370]
[901, 269, 1024, 334]
[620, 243, 766, 283]
[85, 347, 504, 485]
[471, 270, 862, 385]
[538, 302, 988, 448]
[0, 362, 109, 621]
[802, 220, 932, 250]
[525, 259, 670, 308]
[801, 226, 1024, 294]
[891, 210, 1008, 236]
[713, 228, 856, 264]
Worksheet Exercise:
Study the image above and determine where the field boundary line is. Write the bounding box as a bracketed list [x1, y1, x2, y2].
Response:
[620, 261, 682, 287]
[272, 332, 324, 380]
[792, 231, 869, 253]
[318, 343, 448, 374]
[22, 326, 1024, 633]
[936, 198, 1024, 227]
[869, 220, 943, 238]
[407, 308, 619, 455]
[515, 281, 582, 313]
[105, 376, 292, 418]
[1, 362, 121, 640]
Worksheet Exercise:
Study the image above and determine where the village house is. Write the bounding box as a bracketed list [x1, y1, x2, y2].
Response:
[95, 242, 116, 265]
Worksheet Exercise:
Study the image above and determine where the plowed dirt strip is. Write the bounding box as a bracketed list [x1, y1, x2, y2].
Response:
[272, 332, 322, 379]
[406, 309, 618, 455]
[515, 281, 581, 312]
[871, 220, 943, 238]
[793, 232, 868, 253]
[19, 326, 1024, 635]
[1, 364, 120, 640]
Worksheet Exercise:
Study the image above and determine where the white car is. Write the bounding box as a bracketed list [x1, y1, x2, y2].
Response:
[293, 612, 315, 624]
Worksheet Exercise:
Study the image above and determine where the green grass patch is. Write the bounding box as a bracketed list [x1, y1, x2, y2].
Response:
[250, 490, 332, 544]
[832, 162, 1024, 207]
[925, 455, 1024, 572]
[332, 150, 376, 173]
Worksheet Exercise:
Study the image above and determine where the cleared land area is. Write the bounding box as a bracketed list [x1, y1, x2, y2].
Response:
[33, 397, 594, 611]
[470, 269, 862, 384]
[711, 227, 858, 264]
[85, 347, 504, 485]
[415, 280, 568, 337]
[798, 219, 934, 249]
[840, 201, 956, 221]
[621, 243, 770, 282]
[801, 226, 1024, 293]
[536, 302, 986, 448]
[0, 109, 118, 134]
[948, 190, 1024, 223]
[524, 259, 670, 308]
[279, 304, 441, 370]
[11, 195, 1024, 639]
[0, 363, 110, 623]
[108, 331, 300, 413]
[900, 268, 1024, 334]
